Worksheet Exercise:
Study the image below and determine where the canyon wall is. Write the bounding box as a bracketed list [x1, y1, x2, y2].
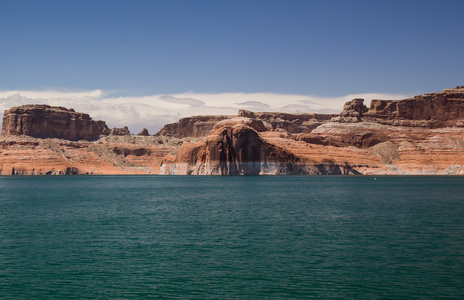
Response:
[159, 119, 365, 175]
[364, 91, 464, 127]
[158, 88, 464, 175]
[1, 105, 107, 141]
[155, 115, 232, 138]
[2, 87, 464, 175]
[155, 110, 338, 138]
[159, 122, 304, 175]
[238, 110, 338, 133]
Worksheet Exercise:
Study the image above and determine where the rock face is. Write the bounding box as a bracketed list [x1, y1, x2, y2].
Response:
[0, 135, 175, 175]
[364, 90, 464, 128]
[160, 122, 303, 175]
[159, 118, 371, 175]
[110, 126, 130, 136]
[331, 98, 368, 123]
[156, 112, 338, 138]
[289, 122, 464, 175]
[138, 128, 149, 136]
[1, 105, 106, 141]
[297, 125, 388, 148]
[213, 117, 270, 132]
[341, 98, 368, 118]
[155, 115, 232, 138]
[239, 111, 337, 133]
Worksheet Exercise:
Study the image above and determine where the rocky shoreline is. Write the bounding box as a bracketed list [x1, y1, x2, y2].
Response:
[2, 87, 464, 175]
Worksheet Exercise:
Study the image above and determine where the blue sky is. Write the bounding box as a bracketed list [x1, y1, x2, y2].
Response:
[0, 0, 463, 131]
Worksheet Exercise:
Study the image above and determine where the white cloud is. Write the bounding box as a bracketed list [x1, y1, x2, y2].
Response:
[235, 101, 270, 109]
[0, 90, 410, 134]
[159, 95, 206, 107]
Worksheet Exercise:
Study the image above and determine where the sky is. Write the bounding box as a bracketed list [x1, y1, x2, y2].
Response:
[0, 0, 463, 133]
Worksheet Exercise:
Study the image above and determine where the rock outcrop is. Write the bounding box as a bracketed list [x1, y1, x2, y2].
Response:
[213, 117, 270, 132]
[1, 105, 106, 140]
[159, 117, 373, 175]
[160, 122, 303, 175]
[156, 111, 338, 138]
[297, 123, 388, 148]
[0, 135, 175, 175]
[109, 126, 130, 136]
[261, 122, 464, 175]
[138, 128, 149, 136]
[239, 111, 337, 133]
[331, 98, 368, 123]
[364, 90, 464, 128]
[155, 115, 232, 138]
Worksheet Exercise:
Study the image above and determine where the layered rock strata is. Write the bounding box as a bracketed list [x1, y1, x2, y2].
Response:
[3, 87, 464, 175]
[159, 120, 366, 175]
[331, 98, 368, 123]
[160, 123, 303, 175]
[1, 105, 106, 140]
[155, 115, 232, 138]
[237, 110, 337, 133]
[155, 111, 338, 138]
[0, 135, 180, 175]
[349, 90, 464, 128]
[284, 122, 464, 175]
[109, 126, 131, 136]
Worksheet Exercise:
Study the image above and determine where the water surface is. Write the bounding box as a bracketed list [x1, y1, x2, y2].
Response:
[1, 176, 463, 299]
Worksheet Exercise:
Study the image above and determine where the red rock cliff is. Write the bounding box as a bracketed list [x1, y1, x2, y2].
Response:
[155, 115, 232, 138]
[156, 111, 338, 138]
[159, 122, 303, 175]
[364, 90, 464, 128]
[1, 105, 107, 140]
[238, 110, 337, 133]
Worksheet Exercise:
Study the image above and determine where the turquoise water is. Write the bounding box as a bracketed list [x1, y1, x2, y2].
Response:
[0, 176, 463, 299]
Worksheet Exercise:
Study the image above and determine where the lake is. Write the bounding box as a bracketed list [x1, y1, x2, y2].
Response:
[1, 176, 463, 299]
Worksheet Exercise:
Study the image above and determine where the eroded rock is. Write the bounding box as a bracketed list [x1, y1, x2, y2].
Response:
[364, 89, 464, 127]
[1, 104, 106, 140]
[138, 128, 149, 136]
[160, 123, 303, 175]
[110, 126, 130, 136]
[155, 115, 232, 138]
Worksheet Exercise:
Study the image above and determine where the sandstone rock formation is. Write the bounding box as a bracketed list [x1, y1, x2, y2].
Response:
[238, 109, 256, 118]
[159, 122, 303, 175]
[158, 117, 378, 175]
[138, 128, 149, 136]
[156, 111, 338, 138]
[297, 123, 388, 148]
[110, 126, 130, 136]
[331, 98, 368, 123]
[364, 90, 464, 128]
[3, 87, 464, 176]
[155, 115, 232, 138]
[341, 98, 368, 118]
[213, 117, 271, 132]
[0, 135, 176, 175]
[238, 111, 337, 133]
[1, 105, 106, 140]
[261, 122, 464, 175]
